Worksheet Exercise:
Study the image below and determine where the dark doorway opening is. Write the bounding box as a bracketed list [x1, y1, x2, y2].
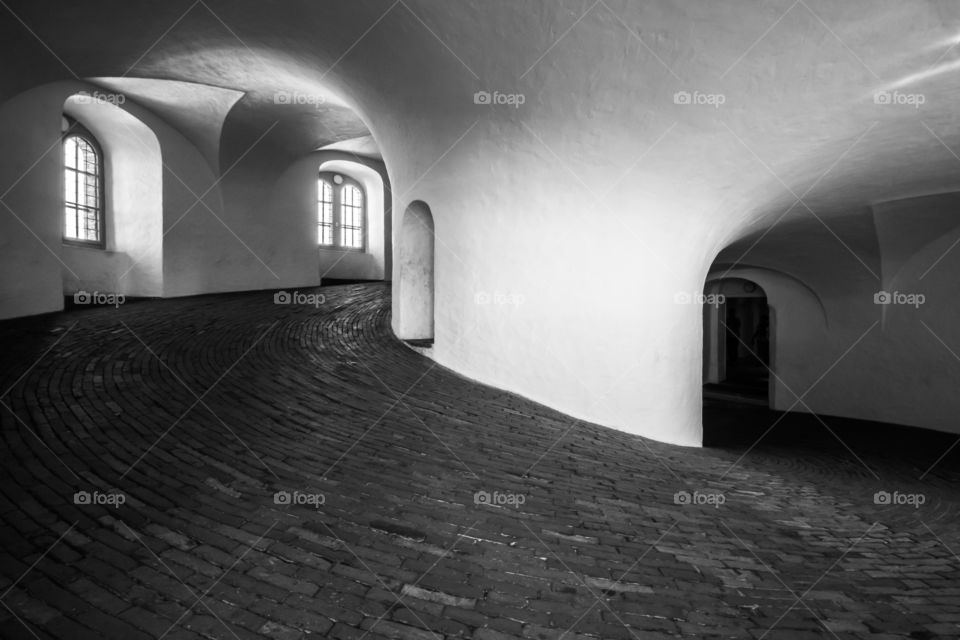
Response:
[722, 296, 770, 397]
[703, 279, 770, 406]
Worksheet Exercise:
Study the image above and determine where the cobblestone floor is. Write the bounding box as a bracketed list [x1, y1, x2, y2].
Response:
[0, 283, 958, 639]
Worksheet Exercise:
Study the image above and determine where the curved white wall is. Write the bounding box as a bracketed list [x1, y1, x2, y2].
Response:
[382, 143, 715, 446]
[0, 85, 65, 318]
[62, 93, 163, 298]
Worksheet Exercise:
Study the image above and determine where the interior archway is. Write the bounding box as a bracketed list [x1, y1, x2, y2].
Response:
[703, 277, 771, 407]
[61, 91, 163, 299]
[317, 159, 387, 282]
[395, 200, 434, 344]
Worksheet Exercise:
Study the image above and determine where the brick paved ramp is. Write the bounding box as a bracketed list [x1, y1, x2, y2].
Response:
[0, 283, 958, 639]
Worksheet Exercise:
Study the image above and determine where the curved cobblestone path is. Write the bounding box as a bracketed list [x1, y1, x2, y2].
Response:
[0, 283, 958, 639]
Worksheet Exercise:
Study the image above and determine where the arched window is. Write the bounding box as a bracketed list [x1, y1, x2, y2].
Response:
[340, 184, 363, 249]
[63, 119, 104, 247]
[317, 172, 365, 250]
[318, 179, 334, 245]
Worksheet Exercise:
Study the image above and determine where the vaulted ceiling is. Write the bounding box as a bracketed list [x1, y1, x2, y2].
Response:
[4, 0, 960, 249]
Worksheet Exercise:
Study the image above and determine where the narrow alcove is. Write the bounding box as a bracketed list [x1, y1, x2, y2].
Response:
[395, 200, 435, 345]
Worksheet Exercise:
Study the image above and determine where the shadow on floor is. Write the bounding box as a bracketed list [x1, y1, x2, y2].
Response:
[703, 357, 769, 406]
[703, 398, 960, 477]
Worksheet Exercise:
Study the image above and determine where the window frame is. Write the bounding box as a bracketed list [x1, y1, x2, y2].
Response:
[317, 178, 334, 247]
[317, 171, 365, 252]
[62, 118, 106, 249]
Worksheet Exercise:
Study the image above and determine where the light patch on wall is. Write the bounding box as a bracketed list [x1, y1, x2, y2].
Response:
[62, 91, 164, 298]
[88, 77, 245, 175]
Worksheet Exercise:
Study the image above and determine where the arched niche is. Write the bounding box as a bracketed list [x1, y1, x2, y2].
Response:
[62, 91, 163, 298]
[396, 201, 435, 342]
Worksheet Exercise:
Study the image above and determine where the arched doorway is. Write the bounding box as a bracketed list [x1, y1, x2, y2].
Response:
[703, 277, 771, 406]
[396, 201, 434, 344]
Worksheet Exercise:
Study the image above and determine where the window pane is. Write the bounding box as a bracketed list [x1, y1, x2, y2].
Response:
[317, 179, 334, 246]
[84, 174, 98, 208]
[64, 137, 77, 169]
[63, 133, 102, 243]
[64, 168, 75, 204]
[84, 209, 99, 241]
[340, 185, 363, 249]
[65, 206, 78, 238]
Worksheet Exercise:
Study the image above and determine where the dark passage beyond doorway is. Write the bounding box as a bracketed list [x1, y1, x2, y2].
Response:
[704, 282, 770, 406]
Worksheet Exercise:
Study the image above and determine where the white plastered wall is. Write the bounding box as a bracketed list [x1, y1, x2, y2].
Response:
[61, 93, 163, 298]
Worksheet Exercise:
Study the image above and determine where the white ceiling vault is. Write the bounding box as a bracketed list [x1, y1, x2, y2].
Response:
[3, 1, 960, 241]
